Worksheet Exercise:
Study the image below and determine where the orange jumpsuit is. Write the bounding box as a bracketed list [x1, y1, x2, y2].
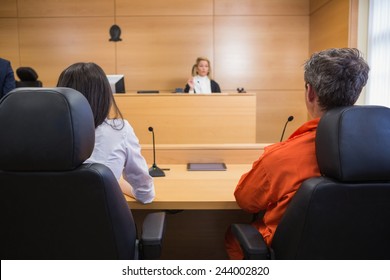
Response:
[225, 118, 321, 259]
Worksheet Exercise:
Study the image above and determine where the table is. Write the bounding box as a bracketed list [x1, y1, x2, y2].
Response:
[126, 164, 252, 210]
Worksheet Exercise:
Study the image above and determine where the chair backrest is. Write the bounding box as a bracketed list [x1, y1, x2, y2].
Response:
[271, 106, 390, 259]
[15, 67, 43, 87]
[0, 88, 137, 259]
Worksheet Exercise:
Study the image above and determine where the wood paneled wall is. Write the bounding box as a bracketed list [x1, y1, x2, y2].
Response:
[309, 0, 357, 53]
[0, 0, 354, 143]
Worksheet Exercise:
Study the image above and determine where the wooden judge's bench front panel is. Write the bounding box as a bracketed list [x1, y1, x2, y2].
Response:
[113, 93, 256, 145]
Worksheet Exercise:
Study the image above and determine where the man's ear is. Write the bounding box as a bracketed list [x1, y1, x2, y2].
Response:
[306, 83, 324, 118]
[306, 83, 317, 103]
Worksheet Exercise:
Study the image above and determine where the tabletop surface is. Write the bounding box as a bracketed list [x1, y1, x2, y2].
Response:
[125, 164, 252, 210]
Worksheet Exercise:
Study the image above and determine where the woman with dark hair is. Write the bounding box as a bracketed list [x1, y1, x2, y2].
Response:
[57, 62, 154, 204]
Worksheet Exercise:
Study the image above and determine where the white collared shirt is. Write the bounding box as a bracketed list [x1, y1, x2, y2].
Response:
[85, 119, 155, 204]
[192, 75, 212, 94]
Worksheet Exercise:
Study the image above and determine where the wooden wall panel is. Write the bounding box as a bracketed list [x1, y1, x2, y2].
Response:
[17, 0, 114, 17]
[309, 0, 330, 13]
[256, 90, 307, 143]
[0, 19, 19, 67]
[18, 18, 116, 86]
[309, 0, 349, 53]
[214, 16, 309, 91]
[349, 0, 359, 48]
[116, 16, 213, 91]
[116, 0, 213, 16]
[0, 0, 17, 17]
[215, 0, 309, 15]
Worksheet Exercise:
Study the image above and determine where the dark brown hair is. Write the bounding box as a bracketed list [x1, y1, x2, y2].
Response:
[57, 62, 123, 129]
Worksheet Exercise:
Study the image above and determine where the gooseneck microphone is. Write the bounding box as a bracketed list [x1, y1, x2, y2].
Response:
[148, 127, 165, 177]
[280, 116, 294, 142]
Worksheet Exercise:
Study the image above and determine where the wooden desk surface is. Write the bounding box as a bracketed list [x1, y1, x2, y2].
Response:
[125, 164, 252, 210]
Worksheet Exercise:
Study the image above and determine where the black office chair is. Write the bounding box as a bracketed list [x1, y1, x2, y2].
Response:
[15, 67, 43, 87]
[231, 105, 390, 259]
[0, 87, 165, 260]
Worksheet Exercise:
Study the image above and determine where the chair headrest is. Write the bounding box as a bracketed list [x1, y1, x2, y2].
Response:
[0, 88, 95, 171]
[316, 105, 390, 182]
[16, 67, 39, 81]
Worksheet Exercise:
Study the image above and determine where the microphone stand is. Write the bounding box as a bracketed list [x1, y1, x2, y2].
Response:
[280, 116, 294, 142]
[148, 127, 165, 177]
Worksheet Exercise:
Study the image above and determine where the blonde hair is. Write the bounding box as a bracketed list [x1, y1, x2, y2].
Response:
[191, 57, 212, 78]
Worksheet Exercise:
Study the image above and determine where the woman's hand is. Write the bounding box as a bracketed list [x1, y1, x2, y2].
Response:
[187, 77, 194, 90]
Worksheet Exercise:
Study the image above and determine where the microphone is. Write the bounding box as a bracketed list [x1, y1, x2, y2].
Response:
[148, 127, 165, 177]
[280, 116, 294, 142]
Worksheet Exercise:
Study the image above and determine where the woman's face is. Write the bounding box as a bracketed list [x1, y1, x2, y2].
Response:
[196, 60, 209, 77]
